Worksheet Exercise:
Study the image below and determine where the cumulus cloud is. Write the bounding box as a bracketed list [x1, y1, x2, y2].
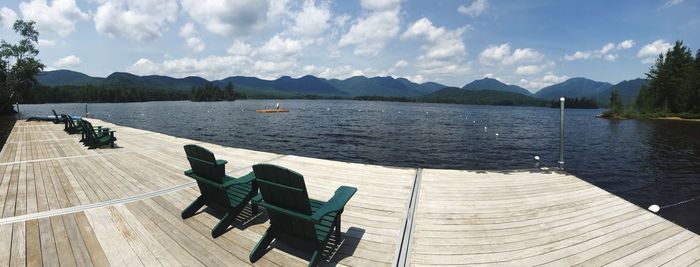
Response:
[515, 65, 544, 75]
[338, 0, 400, 56]
[182, 0, 270, 36]
[519, 72, 569, 90]
[564, 40, 635, 62]
[53, 55, 81, 68]
[291, 0, 331, 36]
[227, 40, 254, 56]
[127, 55, 298, 80]
[179, 23, 205, 53]
[257, 35, 304, 59]
[394, 60, 409, 68]
[19, 0, 88, 37]
[94, 0, 178, 41]
[402, 18, 470, 76]
[637, 39, 673, 64]
[479, 43, 543, 66]
[458, 0, 488, 17]
[0, 7, 17, 28]
[617, 39, 635, 50]
[38, 39, 57, 47]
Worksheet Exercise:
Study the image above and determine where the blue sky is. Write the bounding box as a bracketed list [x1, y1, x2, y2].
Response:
[0, 0, 698, 92]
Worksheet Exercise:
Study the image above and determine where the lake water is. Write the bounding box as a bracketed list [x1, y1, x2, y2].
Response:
[13, 100, 700, 233]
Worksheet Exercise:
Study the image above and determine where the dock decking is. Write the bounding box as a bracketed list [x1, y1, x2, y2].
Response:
[0, 119, 698, 266]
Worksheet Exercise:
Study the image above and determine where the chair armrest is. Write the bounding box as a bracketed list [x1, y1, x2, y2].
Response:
[258, 202, 315, 223]
[311, 186, 357, 223]
[220, 171, 256, 187]
[216, 159, 228, 166]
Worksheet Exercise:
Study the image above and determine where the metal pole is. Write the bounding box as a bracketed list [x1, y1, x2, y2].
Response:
[16, 103, 19, 120]
[559, 97, 565, 170]
[85, 103, 88, 118]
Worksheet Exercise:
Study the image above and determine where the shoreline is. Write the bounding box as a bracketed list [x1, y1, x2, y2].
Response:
[656, 116, 700, 122]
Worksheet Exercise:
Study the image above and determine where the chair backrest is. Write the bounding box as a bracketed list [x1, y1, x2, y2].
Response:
[184, 145, 230, 206]
[52, 110, 60, 122]
[81, 120, 97, 139]
[252, 164, 316, 242]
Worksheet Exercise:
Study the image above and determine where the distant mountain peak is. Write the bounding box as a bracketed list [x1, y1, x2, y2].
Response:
[462, 77, 532, 96]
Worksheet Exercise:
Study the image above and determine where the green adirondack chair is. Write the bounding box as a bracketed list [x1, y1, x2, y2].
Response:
[64, 115, 83, 134]
[52, 110, 68, 124]
[249, 164, 357, 267]
[80, 120, 116, 149]
[182, 144, 259, 238]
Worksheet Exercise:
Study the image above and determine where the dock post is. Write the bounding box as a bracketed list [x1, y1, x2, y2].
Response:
[559, 97, 565, 170]
[85, 103, 88, 118]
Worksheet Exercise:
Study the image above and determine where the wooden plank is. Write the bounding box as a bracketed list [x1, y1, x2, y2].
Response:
[38, 218, 60, 267]
[50, 215, 77, 267]
[25, 220, 41, 267]
[105, 205, 161, 266]
[83, 208, 143, 266]
[73, 212, 110, 267]
[61, 213, 94, 267]
[0, 223, 13, 266]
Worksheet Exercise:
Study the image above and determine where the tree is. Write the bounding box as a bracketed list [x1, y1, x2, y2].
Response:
[0, 20, 45, 114]
[636, 41, 697, 114]
[609, 90, 623, 113]
[224, 81, 234, 100]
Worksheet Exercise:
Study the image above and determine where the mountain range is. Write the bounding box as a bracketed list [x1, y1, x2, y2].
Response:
[36, 70, 647, 106]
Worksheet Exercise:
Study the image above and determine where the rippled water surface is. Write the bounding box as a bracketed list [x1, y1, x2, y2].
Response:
[15, 100, 700, 232]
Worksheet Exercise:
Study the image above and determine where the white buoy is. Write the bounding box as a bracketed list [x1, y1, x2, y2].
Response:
[648, 205, 660, 213]
[534, 156, 540, 161]
[473, 120, 476, 123]
[495, 133, 499, 136]
[484, 126, 487, 130]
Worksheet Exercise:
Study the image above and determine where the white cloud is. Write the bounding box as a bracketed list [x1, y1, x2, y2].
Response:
[182, 0, 270, 36]
[227, 40, 254, 56]
[604, 54, 618, 61]
[291, 0, 331, 36]
[360, 0, 401, 11]
[334, 14, 350, 27]
[637, 39, 673, 64]
[127, 55, 299, 80]
[53, 55, 81, 68]
[0, 7, 17, 28]
[179, 23, 197, 38]
[19, 0, 88, 37]
[94, 0, 178, 41]
[599, 43, 615, 54]
[519, 72, 569, 90]
[515, 65, 543, 75]
[458, 0, 488, 17]
[564, 40, 635, 61]
[402, 18, 470, 77]
[38, 38, 56, 47]
[257, 35, 304, 59]
[185, 37, 205, 53]
[394, 60, 409, 68]
[338, 1, 400, 56]
[617, 39, 635, 50]
[179, 23, 205, 53]
[663, 0, 683, 8]
[563, 50, 592, 61]
[479, 43, 543, 66]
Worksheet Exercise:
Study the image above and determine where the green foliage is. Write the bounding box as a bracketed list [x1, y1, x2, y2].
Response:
[190, 82, 246, 102]
[549, 97, 599, 109]
[0, 20, 45, 114]
[422, 88, 547, 106]
[17, 84, 190, 103]
[609, 91, 622, 112]
[635, 41, 699, 114]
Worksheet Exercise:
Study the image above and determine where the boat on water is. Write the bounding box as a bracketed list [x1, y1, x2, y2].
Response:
[256, 108, 289, 113]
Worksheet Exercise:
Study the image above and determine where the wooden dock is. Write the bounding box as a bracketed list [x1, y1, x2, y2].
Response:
[0, 119, 698, 266]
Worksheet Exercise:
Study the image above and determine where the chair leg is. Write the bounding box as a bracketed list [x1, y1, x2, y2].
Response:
[251, 203, 259, 214]
[250, 230, 275, 263]
[308, 250, 321, 267]
[211, 212, 235, 238]
[334, 216, 342, 241]
[181, 196, 205, 219]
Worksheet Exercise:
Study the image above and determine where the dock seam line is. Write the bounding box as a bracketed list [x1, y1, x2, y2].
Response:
[0, 158, 284, 224]
[394, 168, 422, 267]
[0, 151, 132, 166]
